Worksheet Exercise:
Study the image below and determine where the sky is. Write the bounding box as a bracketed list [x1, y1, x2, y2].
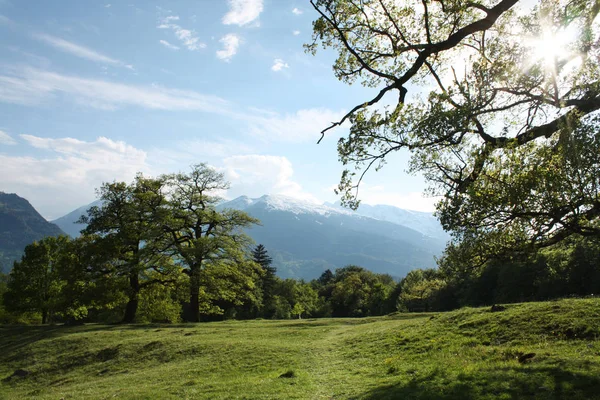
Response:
[0, 0, 434, 220]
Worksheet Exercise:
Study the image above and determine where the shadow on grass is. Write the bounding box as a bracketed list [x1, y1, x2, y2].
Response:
[0, 323, 194, 362]
[359, 365, 600, 400]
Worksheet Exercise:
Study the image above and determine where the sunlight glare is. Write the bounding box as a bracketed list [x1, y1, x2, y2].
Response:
[528, 23, 578, 71]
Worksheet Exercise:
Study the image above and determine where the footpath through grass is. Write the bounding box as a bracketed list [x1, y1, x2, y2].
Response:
[1, 298, 599, 399]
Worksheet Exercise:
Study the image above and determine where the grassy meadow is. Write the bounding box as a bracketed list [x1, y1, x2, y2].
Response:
[1, 298, 599, 399]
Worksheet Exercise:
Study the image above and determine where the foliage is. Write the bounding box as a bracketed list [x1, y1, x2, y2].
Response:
[80, 174, 175, 323]
[309, 0, 600, 261]
[437, 235, 600, 309]
[1, 298, 599, 399]
[4, 236, 71, 324]
[0, 271, 7, 323]
[396, 269, 447, 312]
[55, 235, 128, 322]
[137, 272, 187, 323]
[291, 284, 319, 319]
[316, 266, 396, 317]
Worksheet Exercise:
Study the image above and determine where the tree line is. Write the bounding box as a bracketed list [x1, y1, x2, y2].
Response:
[394, 235, 600, 313]
[0, 164, 402, 324]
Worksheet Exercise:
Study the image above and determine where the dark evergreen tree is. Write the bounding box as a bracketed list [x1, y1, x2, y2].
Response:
[317, 269, 334, 286]
[252, 244, 277, 318]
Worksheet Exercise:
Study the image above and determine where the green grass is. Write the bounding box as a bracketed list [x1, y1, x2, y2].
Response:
[1, 298, 599, 399]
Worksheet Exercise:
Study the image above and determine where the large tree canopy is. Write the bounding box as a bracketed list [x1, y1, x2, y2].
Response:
[162, 164, 260, 322]
[309, 0, 600, 261]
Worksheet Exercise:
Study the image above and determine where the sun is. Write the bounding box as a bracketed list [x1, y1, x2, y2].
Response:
[527, 23, 579, 72]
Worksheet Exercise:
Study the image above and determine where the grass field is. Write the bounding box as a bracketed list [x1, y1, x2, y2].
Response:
[1, 298, 599, 399]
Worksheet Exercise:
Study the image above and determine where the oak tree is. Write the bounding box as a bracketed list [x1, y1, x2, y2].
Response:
[162, 164, 259, 322]
[309, 0, 600, 261]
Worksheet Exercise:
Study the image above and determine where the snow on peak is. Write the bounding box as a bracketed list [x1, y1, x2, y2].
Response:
[221, 195, 254, 211]
[223, 194, 352, 216]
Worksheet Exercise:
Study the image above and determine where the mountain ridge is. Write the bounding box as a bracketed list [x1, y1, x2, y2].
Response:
[51, 200, 103, 238]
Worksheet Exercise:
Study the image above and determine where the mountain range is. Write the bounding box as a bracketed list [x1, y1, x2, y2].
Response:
[0, 192, 65, 272]
[215, 195, 448, 279]
[3, 193, 449, 279]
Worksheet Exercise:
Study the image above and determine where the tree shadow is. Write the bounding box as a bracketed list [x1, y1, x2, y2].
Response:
[0, 323, 195, 362]
[359, 364, 600, 400]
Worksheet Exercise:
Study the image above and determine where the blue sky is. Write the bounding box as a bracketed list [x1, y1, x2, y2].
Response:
[0, 0, 433, 219]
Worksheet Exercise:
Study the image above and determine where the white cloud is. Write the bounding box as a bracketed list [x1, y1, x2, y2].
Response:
[292, 8, 303, 15]
[158, 15, 206, 51]
[0, 129, 16, 145]
[359, 188, 439, 212]
[292, 30, 300, 36]
[159, 39, 180, 50]
[271, 58, 289, 72]
[222, 0, 263, 26]
[247, 108, 346, 142]
[0, 67, 230, 112]
[33, 33, 132, 69]
[105, 3, 111, 8]
[216, 33, 241, 62]
[223, 155, 319, 202]
[0, 135, 148, 219]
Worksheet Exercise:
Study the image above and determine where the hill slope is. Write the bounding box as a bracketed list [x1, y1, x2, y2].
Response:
[1, 298, 598, 399]
[0, 192, 65, 272]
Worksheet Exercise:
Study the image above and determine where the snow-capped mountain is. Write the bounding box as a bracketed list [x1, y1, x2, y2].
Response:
[325, 201, 451, 241]
[219, 195, 447, 279]
[223, 194, 353, 216]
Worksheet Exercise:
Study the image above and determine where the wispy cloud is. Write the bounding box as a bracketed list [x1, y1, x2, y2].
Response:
[0, 66, 345, 143]
[0, 67, 230, 112]
[247, 108, 347, 142]
[292, 30, 300, 36]
[0, 129, 17, 145]
[158, 15, 205, 51]
[271, 58, 289, 72]
[292, 7, 303, 15]
[1, 135, 148, 218]
[0, 14, 16, 27]
[222, 0, 263, 26]
[33, 33, 133, 69]
[216, 33, 241, 62]
[159, 39, 179, 50]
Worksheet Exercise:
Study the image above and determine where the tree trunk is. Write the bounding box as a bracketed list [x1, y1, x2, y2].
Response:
[188, 265, 201, 322]
[41, 309, 48, 325]
[122, 271, 140, 323]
